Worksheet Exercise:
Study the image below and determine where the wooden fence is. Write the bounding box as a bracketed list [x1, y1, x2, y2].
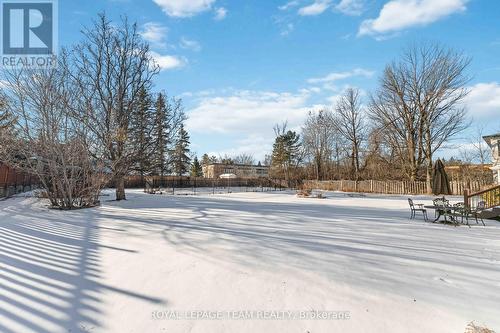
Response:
[0, 162, 39, 198]
[303, 179, 493, 196]
[122, 175, 493, 196]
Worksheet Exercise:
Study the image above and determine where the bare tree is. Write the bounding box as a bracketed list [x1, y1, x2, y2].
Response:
[302, 110, 335, 180]
[233, 153, 256, 165]
[370, 64, 424, 181]
[333, 88, 367, 180]
[0, 62, 107, 209]
[468, 126, 491, 165]
[218, 154, 234, 165]
[412, 44, 470, 193]
[0, 98, 15, 132]
[70, 14, 158, 200]
[370, 43, 470, 192]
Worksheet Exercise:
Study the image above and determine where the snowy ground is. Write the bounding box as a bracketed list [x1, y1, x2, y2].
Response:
[1, 189, 499, 333]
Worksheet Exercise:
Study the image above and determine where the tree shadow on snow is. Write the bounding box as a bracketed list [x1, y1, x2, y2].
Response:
[0, 198, 165, 333]
[100, 192, 500, 320]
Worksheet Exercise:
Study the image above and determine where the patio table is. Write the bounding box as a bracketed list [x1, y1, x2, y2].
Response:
[423, 205, 462, 224]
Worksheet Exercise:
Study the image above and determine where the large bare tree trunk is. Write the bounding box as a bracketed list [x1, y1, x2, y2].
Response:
[71, 14, 158, 202]
[302, 111, 334, 181]
[333, 88, 366, 181]
[426, 159, 433, 194]
[370, 43, 469, 183]
[115, 175, 126, 201]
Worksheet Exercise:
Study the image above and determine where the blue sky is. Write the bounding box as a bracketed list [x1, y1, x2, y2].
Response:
[60, 0, 500, 161]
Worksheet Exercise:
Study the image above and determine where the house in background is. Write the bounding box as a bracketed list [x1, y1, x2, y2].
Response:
[483, 133, 500, 184]
[202, 163, 269, 179]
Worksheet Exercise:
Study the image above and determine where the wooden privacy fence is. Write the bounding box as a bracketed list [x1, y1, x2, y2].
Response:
[0, 162, 39, 198]
[303, 179, 493, 196]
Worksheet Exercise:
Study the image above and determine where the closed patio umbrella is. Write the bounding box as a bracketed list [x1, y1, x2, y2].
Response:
[432, 159, 451, 195]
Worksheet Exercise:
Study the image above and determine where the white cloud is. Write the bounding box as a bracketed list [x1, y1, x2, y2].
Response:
[359, 0, 468, 37]
[464, 82, 500, 120]
[335, 0, 364, 16]
[280, 23, 295, 36]
[208, 135, 274, 162]
[186, 89, 325, 160]
[186, 90, 317, 134]
[153, 0, 216, 17]
[180, 37, 201, 51]
[298, 0, 332, 16]
[326, 86, 367, 106]
[279, 1, 301, 11]
[140, 22, 168, 48]
[299, 87, 322, 94]
[283, 0, 364, 17]
[307, 68, 374, 84]
[214, 7, 227, 20]
[150, 51, 186, 71]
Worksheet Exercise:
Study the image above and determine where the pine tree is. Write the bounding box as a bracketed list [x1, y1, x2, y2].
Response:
[129, 87, 154, 176]
[271, 130, 302, 185]
[172, 124, 191, 176]
[190, 156, 203, 177]
[201, 153, 211, 167]
[152, 93, 168, 176]
[151, 93, 186, 176]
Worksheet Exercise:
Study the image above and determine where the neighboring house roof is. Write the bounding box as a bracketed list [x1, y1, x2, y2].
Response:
[445, 164, 492, 170]
[483, 133, 500, 147]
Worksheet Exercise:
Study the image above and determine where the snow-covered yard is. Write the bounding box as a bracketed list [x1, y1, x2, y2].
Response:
[1, 190, 499, 333]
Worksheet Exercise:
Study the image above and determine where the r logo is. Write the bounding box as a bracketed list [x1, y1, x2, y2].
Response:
[2, 1, 54, 55]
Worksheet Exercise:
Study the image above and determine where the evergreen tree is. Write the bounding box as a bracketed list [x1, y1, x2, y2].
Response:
[190, 156, 203, 177]
[172, 124, 191, 176]
[271, 130, 302, 184]
[151, 93, 186, 176]
[129, 87, 154, 176]
[201, 153, 211, 167]
[152, 93, 168, 176]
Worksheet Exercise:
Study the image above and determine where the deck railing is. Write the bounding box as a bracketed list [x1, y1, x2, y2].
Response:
[464, 185, 500, 210]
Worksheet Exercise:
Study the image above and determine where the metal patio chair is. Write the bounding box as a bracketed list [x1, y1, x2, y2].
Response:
[408, 198, 428, 221]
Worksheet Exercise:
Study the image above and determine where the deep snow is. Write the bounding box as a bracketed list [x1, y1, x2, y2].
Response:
[1, 189, 499, 333]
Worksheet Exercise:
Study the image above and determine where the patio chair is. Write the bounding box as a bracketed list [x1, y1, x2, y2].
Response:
[451, 202, 470, 227]
[432, 197, 450, 218]
[470, 201, 486, 226]
[408, 198, 428, 221]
